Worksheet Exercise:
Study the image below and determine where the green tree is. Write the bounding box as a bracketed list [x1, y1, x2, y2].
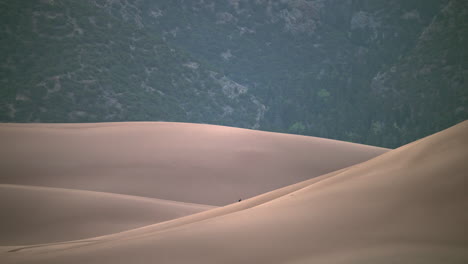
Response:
[288, 122, 306, 135]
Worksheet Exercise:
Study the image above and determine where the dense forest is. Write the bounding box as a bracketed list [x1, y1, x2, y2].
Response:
[1, 0, 467, 148]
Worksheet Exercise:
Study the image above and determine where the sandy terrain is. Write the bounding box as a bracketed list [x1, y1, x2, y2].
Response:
[0, 122, 387, 205]
[0, 122, 386, 249]
[1, 121, 466, 263]
[0, 184, 214, 245]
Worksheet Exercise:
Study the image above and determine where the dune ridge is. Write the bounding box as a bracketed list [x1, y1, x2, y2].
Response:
[0, 122, 387, 205]
[0, 121, 465, 263]
[0, 121, 388, 254]
[3, 121, 467, 263]
[0, 184, 215, 245]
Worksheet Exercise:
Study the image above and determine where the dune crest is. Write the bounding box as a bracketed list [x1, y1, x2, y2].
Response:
[0, 122, 387, 205]
[0, 184, 214, 246]
[0, 122, 387, 252]
[1, 121, 465, 263]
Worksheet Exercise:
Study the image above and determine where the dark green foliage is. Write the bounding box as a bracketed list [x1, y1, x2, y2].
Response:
[0, 0, 259, 127]
[0, 0, 466, 148]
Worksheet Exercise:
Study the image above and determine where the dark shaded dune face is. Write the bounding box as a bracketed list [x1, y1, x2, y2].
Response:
[0, 122, 388, 205]
[2, 121, 465, 264]
[0, 184, 214, 246]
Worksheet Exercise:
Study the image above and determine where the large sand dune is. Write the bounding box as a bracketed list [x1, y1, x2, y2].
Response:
[0, 184, 214, 245]
[1, 121, 466, 263]
[0, 122, 386, 249]
[0, 122, 387, 205]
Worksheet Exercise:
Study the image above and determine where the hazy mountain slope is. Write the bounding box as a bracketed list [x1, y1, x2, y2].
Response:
[1, 0, 466, 148]
[94, 0, 464, 147]
[371, 0, 468, 145]
[1, 121, 466, 263]
[0, 0, 263, 128]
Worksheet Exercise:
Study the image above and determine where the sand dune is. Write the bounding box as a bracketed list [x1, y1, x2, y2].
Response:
[0, 122, 387, 205]
[0, 184, 214, 245]
[1, 121, 466, 263]
[0, 122, 386, 249]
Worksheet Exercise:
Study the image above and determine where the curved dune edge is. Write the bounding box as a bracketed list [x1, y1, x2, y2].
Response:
[1, 121, 466, 263]
[0, 184, 215, 246]
[0, 167, 346, 253]
[0, 122, 388, 206]
[0, 122, 388, 252]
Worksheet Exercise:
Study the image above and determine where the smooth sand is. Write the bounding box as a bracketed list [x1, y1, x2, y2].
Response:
[0, 122, 386, 250]
[0, 184, 214, 245]
[0, 122, 387, 205]
[2, 121, 466, 263]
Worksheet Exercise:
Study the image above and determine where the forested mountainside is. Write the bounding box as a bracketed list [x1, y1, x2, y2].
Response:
[1, 0, 467, 148]
[0, 1, 264, 128]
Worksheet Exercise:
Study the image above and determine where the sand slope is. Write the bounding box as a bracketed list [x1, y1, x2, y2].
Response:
[0, 184, 214, 245]
[1, 121, 466, 263]
[0, 122, 387, 205]
[0, 122, 386, 248]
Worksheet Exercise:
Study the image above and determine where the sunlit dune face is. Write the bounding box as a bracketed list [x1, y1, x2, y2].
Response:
[0, 122, 387, 206]
[2, 121, 466, 264]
